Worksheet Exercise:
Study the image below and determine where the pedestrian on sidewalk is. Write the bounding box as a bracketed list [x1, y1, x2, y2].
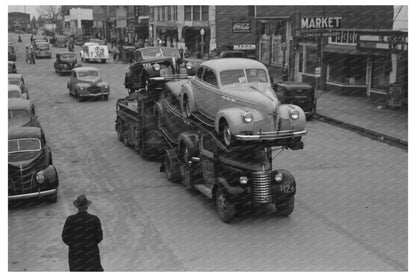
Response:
[113, 46, 119, 63]
[62, 195, 104, 271]
[30, 46, 36, 64]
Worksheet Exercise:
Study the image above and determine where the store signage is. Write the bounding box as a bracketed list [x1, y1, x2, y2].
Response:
[232, 22, 251, 33]
[301, 17, 342, 30]
[233, 44, 256, 50]
[357, 31, 408, 51]
[301, 30, 341, 38]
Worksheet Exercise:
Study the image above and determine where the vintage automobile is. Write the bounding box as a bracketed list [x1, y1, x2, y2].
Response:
[67, 67, 110, 101]
[8, 126, 59, 203]
[53, 35, 67, 48]
[34, 41, 52, 58]
[8, 61, 17, 73]
[124, 46, 196, 93]
[8, 43, 16, 61]
[8, 84, 28, 99]
[74, 35, 86, 46]
[8, 73, 28, 97]
[54, 52, 81, 75]
[80, 42, 109, 63]
[274, 81, 317, 120]
[154, 79, 197, 141]
[120, 45, 136, 63]
[8, 98, 40, 128]
[181, 58, 307, 147]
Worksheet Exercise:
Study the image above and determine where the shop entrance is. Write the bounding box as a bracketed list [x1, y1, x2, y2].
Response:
[182, 27, 210, 57]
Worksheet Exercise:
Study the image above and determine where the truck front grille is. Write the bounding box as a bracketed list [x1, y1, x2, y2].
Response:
[251, 170, 272, 204]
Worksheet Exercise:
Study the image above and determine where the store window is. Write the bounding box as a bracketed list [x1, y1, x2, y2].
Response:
[185, 6, 191, 21]
[258, 20, 286, 66]
[371, 57, 390, 90]
[193, 6, 200, 21]
[162, 6, 165, 21]
[304, 45, 319, 75]
[167, 6, 171, 21]
[327, 55, 366, 85]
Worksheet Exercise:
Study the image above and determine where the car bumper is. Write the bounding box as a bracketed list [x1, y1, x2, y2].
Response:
[8, 188, 57, 200]
[236, 129, 308, 141]
[80, 91, 110, 97]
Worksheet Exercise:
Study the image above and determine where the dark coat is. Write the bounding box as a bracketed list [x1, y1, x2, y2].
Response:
[62, 211, 103, 271]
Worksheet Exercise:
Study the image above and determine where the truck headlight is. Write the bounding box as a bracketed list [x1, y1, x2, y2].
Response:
[290, 110, 299, 120]
[153, 63, 161, 71]
[36, 171, 45, 184]
[243, 112, 253, 123]
[274, 172, 283, 182]
[239, 176, 248, 185]
[186, 62, 193, 70]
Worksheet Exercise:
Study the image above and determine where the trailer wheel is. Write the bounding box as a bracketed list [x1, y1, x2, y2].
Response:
[275, 196, 294, 216]
[164, 154, 180, 183]
[215, 187, 235, 223]
[220, 120, 234, 147]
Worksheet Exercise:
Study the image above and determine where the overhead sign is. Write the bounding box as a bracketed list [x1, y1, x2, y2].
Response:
[357, 31, 408, 51]
[301, 17, 342, 30]
[301, 30, 341, 38]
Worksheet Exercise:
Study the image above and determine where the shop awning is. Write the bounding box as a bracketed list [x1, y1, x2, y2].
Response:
[324, 44, 385, 56]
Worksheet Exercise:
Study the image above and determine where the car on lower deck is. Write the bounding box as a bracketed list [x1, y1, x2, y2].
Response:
[8, 127, 59, 203]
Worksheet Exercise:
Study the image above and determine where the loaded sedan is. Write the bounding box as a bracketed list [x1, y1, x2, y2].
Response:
[67, 67, 110, 101]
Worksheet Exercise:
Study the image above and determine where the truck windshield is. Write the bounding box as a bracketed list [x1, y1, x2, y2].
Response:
[220, 68, 268, 86]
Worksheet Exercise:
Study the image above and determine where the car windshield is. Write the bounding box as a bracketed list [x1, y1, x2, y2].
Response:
[8, 110, 29, 119]
[9, 80, 21, 86]
[8, 138, 42, 162]
[78, 70, 99, 77]
[8, 46, 14, 52]
[141, 48, 180, 59]
[8, 64, 15, 72]
[220, 68, 268, 86]
[36, 43, 49, 49]
[61, 54, 76, 60]
[8, 90, 21, 98]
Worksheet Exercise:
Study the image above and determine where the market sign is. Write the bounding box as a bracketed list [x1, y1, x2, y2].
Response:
[301, 30, 341, 38]
[301, 17, 342, 30]
[232, 21, 251, 33]
[357, 31, 408, 51]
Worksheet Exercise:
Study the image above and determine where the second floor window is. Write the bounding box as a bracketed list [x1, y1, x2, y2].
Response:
[193, 6, 200, 21]
[167, 6, 171, 21]
[202, 6, 209, 21]
[185, 6, 191, 21]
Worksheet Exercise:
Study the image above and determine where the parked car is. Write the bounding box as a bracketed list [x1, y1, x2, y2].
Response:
[33, 41, 51, 58]
[180, 58, 307, 147]
[8, 43, 16, 61]
[124, 46, 197, 93]
[8, 98, 40, 128]
[54, 52, 81, 75]
[8, 61, 17, 73]
[8, 73, 28, 97]
[8, 84, 28, 99]
[53, 35, 67, 48]
[67, 67, 110, 101]
[273, 81, 316, 120]
[8, 126, 59, 203]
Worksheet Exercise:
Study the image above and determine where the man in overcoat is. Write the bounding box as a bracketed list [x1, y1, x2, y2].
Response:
[62, 195, 104, 271]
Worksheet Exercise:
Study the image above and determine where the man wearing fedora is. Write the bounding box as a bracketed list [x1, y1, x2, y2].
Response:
[62, 195, 104, 271]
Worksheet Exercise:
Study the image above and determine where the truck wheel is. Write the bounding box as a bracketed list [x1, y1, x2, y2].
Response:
[215, 187, 235, 223]
[275, 196, 294, 216]
[164, 154, 180, 183]
[183, 96, 192, 118]
[220, 120, 234, 147]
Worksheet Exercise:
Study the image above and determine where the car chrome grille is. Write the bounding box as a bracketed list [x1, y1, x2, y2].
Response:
[88, 86, 102, 94]
[8, 154, 46, 194]
[251, 170, 272, 204]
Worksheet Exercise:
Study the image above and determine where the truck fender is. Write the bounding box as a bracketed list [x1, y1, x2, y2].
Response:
[215, 177, 245, 199]
[278, 104, 306, 132]
[180, 84, 197, 115]
[177, 131, 199, 159]
[160, 149, 181, 182]
[215, 107, 264, 134]
[271, 169, 296, 201]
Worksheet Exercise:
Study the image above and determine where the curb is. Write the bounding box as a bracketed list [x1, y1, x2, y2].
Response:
[315, 113, 408, 150]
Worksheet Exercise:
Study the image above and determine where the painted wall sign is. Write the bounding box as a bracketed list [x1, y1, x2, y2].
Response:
[301, 17, 342, 29]
[232, 22, 251, 33]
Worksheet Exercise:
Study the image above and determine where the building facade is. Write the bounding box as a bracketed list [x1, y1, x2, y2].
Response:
[8, 12, 30, 32]
[62, 6, 93, 35]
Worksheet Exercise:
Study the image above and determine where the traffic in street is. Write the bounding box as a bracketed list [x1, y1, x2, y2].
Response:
[7, 32, 407, 271]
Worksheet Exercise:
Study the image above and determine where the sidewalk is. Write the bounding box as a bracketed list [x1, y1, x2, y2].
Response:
[315, 89, 408, 144]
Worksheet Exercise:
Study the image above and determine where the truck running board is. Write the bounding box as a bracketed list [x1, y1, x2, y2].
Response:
[195, 184, 212, 199]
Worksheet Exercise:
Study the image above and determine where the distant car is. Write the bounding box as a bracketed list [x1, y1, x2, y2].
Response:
[74, 35, 85, 46]
[80, 42, 109, 63]
[33, 41, 51, 58]
[274, 82, 316, 120]
[67, 67, 110, 101]
[124, 46, 197, 93]
[8, 84, 28, 99]
[8, 98, 40, 128]
[8, 44, 16, 61]
[8, 73, 28, 97]
[8, 61, 17, 73]
[54, 52, 81, 75]
[54, 35, 67, 48]
[180, 58, 307, 147]
[15, 29, 24, 34]
[8, 126, 59, 203]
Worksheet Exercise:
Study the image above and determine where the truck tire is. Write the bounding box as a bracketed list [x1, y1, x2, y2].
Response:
[164, 153, 180, 183]
[275, 196, 294, 216]
[220, 120, 234, 147]
[116, 118, 123, 142]
[215, 187, 236, 223]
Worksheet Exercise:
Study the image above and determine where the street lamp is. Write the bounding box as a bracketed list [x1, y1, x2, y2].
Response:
[200, 28, 205, 59]
[149, 24, 153, 45]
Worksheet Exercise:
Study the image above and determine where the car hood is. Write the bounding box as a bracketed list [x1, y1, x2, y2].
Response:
[9, 118, 30, 128]
[221, 84, 279, 113]
[8, 152, 44, 168]
[77, 76, 102, 84]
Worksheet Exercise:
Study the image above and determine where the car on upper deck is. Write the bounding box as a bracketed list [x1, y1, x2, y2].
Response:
[124, 46, 198, 93]
[54, 52, 81, 75]
[8, 98, 40, 128]
[8, 126, 59, 203]
[180, 58, 307, 147]
[67, 67, 110, 101]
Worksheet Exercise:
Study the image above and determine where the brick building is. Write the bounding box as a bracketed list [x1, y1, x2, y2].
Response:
[8, 12, 30, 32]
